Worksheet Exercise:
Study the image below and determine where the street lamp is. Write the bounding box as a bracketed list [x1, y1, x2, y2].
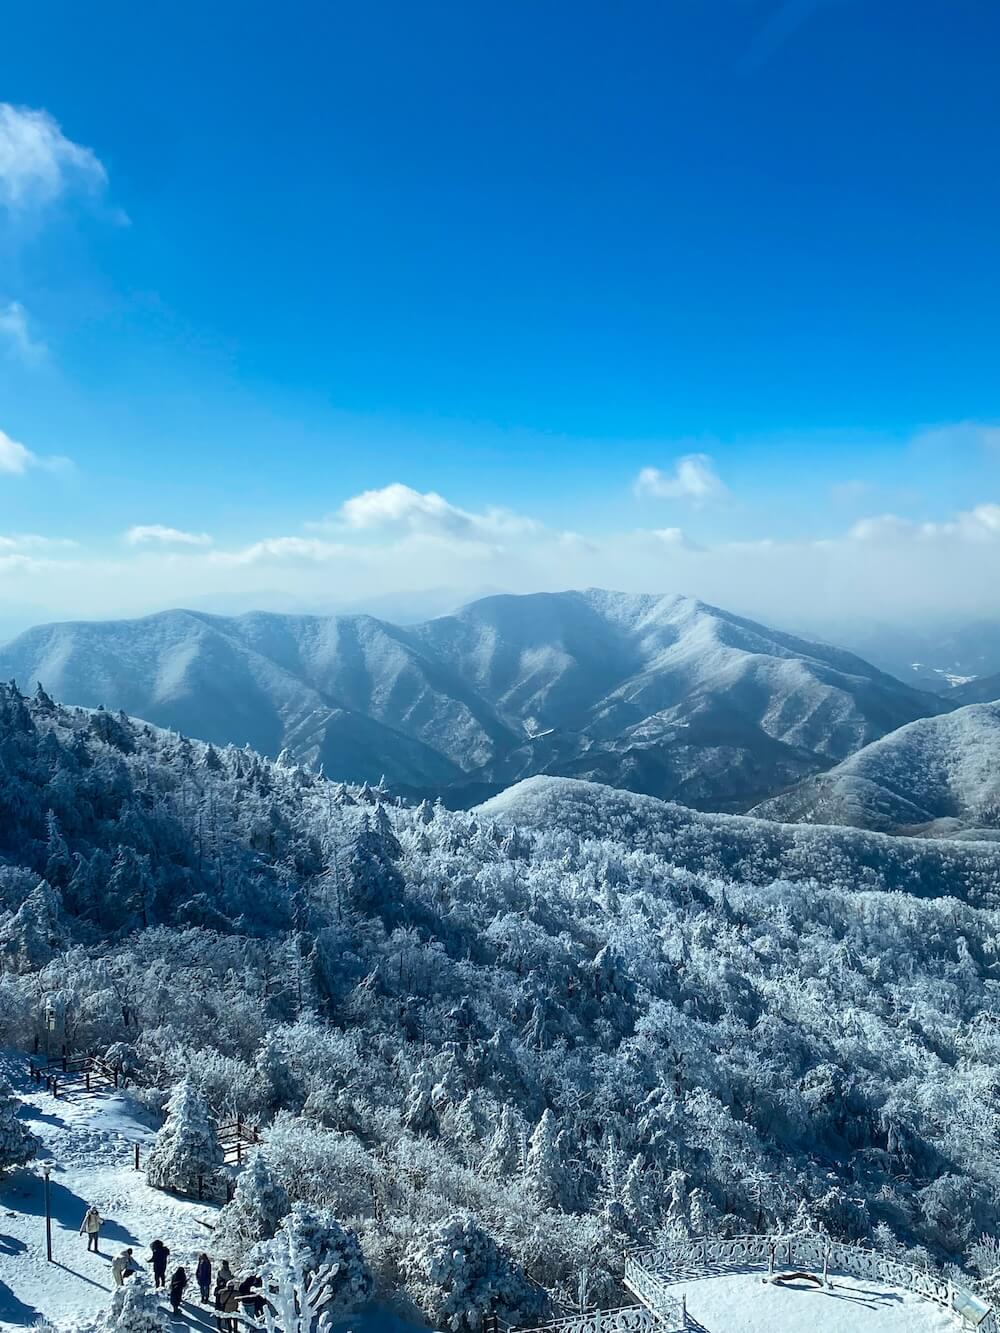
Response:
[42, 1165, 53, 1262]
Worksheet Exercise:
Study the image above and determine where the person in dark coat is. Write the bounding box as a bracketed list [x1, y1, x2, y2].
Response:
[149, 1239, 170, 1289]
[196, 1253, 212, 1303]
[169, 1266, 188, 1315]
[238, 1274, 264, 1319]
[214, 1275, 230, 1332]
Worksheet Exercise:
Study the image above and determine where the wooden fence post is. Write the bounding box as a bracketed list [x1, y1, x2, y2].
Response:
[134, 1143, 140, 1171]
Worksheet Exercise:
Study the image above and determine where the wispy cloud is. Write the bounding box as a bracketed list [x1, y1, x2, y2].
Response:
[634, 454, 728, 505]
[0, 428, 71, 476]
[0, 533, 77, 551]
[0, 301, 46, 364]
[125, 525, 213, 548]
[0, 103, 112, 212]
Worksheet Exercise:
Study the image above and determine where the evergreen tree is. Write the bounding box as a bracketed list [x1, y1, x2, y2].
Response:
[0, 1077, 39, 1174]
[213, 1150, 289, 1262]
[404, 1070, 439, 1138]
[481, 1104, 523, 1180]
[526, 1109, 569, 1210]
[146, 1078, 223, 1195]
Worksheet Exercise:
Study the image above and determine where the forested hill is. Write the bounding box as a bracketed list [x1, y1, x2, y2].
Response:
[3, 680, 1000, 1315]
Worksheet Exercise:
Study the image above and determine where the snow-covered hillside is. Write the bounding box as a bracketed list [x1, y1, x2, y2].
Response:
[751, 702, 1000, 835]
[0, 590, 947, 811]
[3, 683, 1000, 1329]
[0, 1051, 219, 1329]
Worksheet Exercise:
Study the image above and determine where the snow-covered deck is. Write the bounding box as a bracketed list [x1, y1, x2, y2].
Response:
[675, 1270, 955, 1333]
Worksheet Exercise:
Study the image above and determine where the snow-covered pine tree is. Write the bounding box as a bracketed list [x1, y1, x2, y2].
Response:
[348, 810, 404, 922]
[481, 1104, 523, 1180]
[404, 1070, 439, 1138]
[251, 1203, 373, 1333]
[404, 1212, 544, 1332]
[525, 1109, 569, 1210]
[212, 1149, 290, 1262]
[0, 1077, 39, 1174]
[101, 1274, 167, 1333]
[145, 1077, 223, 1195]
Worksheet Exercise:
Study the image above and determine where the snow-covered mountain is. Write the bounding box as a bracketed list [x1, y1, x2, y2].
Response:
[0, 590, 948, 811]
[3, 681, 1000, 1316]
[751, 701, 1000, 836]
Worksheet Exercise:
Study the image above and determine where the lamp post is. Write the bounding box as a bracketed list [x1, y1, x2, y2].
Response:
[42, 1165, 53, 1262]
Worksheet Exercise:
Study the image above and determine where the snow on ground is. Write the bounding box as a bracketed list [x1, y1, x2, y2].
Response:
[673, 1269, 956, 1333]
[0, 1050, 222, 1331]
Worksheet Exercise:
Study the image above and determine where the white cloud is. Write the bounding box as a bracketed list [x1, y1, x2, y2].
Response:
[0, 104, 110, 211]
[332, 483, 544, 542]
[0, 301, 46, 363]
[634, 454, 728, 504]
[0, 427, 70, 475]
[848, 504, 1000, 545]
[214, 536, 350, 566]
[125, 525, 213, 548]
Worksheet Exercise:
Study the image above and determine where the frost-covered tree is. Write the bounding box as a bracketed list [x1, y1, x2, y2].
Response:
[102, 1274, 167, 1333]
[404, 1212, 544, 1332]
[251, 1203, 373, 1332]
[0, 1077, 38, 1174]
[213, 1149, 290, 1262]
[481, 1104, 523, 1180]
[404, 1070, 439, 1138]
[145, 1077, 223, 1195]
[526, 1110, 570, 1211]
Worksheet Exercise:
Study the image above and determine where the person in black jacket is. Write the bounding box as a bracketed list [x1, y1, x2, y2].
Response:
[196, 1253, 212, 1303]
[169, 1266, 188, 1315]
[149, 1239, 170, 1289]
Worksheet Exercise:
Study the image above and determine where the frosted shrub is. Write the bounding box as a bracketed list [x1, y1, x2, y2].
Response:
[404, 1212, 544, 1331]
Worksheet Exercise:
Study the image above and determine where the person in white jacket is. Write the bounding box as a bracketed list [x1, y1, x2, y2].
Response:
[79, 1205, 103, 1253]
[111, 1248, 135, 1286]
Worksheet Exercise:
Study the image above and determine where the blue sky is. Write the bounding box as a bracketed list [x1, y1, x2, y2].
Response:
[1, 0, 999, 632]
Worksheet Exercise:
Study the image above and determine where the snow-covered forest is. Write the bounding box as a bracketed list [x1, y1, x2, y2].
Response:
[3, 680, 1000, 1325]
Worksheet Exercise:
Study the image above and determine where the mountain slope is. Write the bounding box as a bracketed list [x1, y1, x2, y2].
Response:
[950, 671, 1000, 706]
[0, 590, 948, 810]
[3, 685, 1000, 1306]
[750, 702, 1000, 835]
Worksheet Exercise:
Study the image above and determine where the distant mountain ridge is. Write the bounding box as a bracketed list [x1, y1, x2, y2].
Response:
[0, 589, 949, 810]
[752, 700, 1000, 836]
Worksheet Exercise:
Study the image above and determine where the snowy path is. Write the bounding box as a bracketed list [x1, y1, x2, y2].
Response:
[0, 1051, 222, 1331]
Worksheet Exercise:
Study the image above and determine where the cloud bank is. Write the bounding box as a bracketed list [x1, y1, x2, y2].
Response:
[6, 480, 1000, 636]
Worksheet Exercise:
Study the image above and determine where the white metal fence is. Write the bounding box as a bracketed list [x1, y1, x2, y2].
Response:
[505, 1306, 658, 1333]
[627, 1233, 997, 1332]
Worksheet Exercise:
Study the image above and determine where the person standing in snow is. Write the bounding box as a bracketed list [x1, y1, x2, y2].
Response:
[196, 1252, 212, 1302]
[79, 1204, 103, 1253]
[111, 1247, 135, 1286]
[214, 1274, 230, 1331]
[149, 1238, 170, 1288]
[169, 1265, 188, 1314]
